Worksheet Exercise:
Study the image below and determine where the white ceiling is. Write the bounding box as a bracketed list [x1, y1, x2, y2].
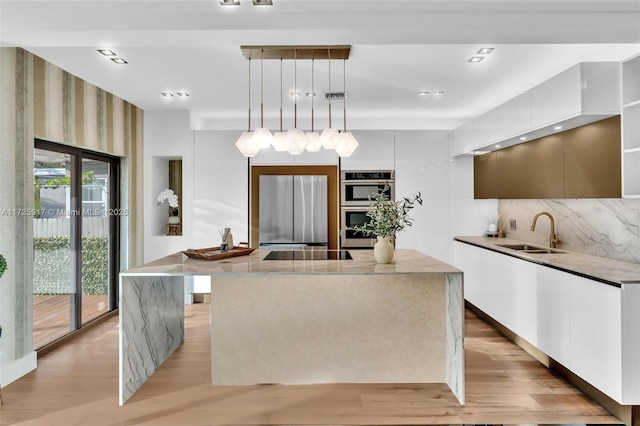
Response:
[1, 0, 640, 130]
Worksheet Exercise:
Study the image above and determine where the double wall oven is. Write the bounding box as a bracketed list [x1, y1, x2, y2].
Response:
[340, 170, 394, 248]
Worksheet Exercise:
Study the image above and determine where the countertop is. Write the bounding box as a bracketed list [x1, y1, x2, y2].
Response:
[121, 248, 462, 277]
[455, 236, 640, 285]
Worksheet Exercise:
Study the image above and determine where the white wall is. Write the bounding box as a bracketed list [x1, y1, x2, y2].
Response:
[394, 130, 450, 260]
[194, 131, 249, 247]
[143, 110, 195, 262]
[447, 154, 499, 262]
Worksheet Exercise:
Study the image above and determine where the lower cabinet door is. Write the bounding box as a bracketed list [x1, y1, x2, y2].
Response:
[570, 275, 622, 402]
[536, 266, 571, 367]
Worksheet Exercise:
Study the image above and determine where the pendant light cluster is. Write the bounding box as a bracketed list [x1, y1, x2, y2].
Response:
[235, 46, 358, 158]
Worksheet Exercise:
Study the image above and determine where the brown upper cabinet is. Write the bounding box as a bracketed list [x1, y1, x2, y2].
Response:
[563, 116, 621, 198]
[474, 116, 621, 199]
[495, 144, 527, 199]
[474, 152, 497, 199]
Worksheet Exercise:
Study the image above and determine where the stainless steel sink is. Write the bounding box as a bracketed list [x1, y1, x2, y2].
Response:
[497, 243, 566, 254]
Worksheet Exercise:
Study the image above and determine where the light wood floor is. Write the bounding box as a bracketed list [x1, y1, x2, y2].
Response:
[33, 295, 108, 350]
[2, 303, 621, 425]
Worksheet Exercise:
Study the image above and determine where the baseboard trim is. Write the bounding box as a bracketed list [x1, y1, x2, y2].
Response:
[0, 351, 37, 386]
[37, 309, 119, 359]
[465, 300, 635, 426]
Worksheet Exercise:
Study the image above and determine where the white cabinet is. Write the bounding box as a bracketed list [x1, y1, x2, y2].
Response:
[500, 255, 537, 345]
[530, 63, 620, 129]
[451, 121, 475, 156]
[453, 242, 502, 319]
[453, 241, 634, 404]
[452, 62, 621, 157]
[570, 275, 622, 402]
[536, 266, 571, 367]
[622, 55, 640, 198]
[472, 108, 499, 151]
[340, 130, 394, 170]
[497, 92, 532, 141]
[454, 242, 537, 343]
[530, 65, 582, 128]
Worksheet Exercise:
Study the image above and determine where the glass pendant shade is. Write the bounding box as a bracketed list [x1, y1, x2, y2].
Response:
[286, 128, 307, 154]
[272, 131, 288, 151]
[320, 127, 339, 149]
[235, 131, 260, 157]
[252, 127, 273, 148]
[334, 131, 359, 157]
[305, 131, 322, 151]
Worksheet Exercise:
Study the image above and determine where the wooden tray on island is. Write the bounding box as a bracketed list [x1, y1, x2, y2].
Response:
[182, 245, 255, 261]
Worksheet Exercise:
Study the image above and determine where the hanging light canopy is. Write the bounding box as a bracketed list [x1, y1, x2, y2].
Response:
[236, 45, 355, 157]
[235, 57, 260, 157]
[334, 58, 359, 157]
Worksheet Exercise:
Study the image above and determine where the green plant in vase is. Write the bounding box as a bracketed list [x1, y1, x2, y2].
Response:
[351, 185, 422, 264]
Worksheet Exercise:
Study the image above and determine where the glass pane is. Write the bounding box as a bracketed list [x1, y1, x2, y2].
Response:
[81, 158, 110, 324]
[33, 148, 74, 349]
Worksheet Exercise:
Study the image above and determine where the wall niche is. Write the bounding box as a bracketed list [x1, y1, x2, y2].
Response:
[153, 156, 183, 235]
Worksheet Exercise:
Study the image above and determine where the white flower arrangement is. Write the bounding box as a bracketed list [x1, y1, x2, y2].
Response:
[157, 188, 179, 208]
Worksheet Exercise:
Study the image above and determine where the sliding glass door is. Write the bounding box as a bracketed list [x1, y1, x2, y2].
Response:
[33, 140, 119, 349]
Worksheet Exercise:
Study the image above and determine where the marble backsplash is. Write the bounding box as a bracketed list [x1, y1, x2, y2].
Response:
[498, 199, 640, 264]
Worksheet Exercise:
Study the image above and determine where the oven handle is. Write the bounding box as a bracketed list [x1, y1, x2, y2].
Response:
[341, 180, 394, 185]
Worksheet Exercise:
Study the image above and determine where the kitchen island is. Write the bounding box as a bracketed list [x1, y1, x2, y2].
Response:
[119, 249, 464, 406]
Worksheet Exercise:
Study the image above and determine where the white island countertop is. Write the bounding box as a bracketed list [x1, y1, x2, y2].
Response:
[122, 248, 462, 276]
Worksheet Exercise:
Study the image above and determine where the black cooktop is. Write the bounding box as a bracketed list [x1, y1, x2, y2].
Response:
[263, 250, 353, 261]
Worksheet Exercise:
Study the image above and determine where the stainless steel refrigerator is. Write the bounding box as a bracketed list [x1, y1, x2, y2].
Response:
[259, 175, 328, 247]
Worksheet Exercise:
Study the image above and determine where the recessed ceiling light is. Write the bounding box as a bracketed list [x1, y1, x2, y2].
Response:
[554, 125, 563, 130]
[97, 49, 116, 56]
[161, 92, 174, 97]
[417, 91, 429, 96]
[306, 92, 316, 97]
[177, 92, 190, 97]
[252, 0, 272, 4]
[520, 136, 527, 141]
[111, 58, 128, 64]
[468, 57, 484, 63]
[220, 0, 240, 4]
[433, 91, 445, 96]
[495, 144, 501, 148]
[290, 92, 301, 97]
[477, 48, 494, 55]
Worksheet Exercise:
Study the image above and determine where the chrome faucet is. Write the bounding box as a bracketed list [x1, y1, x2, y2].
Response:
[530, 211, 560, 248]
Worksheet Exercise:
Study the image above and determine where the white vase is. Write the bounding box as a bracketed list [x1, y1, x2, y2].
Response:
[374, 235, 394, 264]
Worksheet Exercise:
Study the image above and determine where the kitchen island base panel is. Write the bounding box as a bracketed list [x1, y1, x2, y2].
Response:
[210, 273, 464, 404]
[119, 275, 185, 405]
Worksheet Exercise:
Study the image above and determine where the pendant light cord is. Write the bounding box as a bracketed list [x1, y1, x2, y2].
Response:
[328, 49, 332, 129]
[294, 49, 298, 129]
[260, 49, 264, 128]
[279, 57, 283, 132]
[247, 57, 251, 131]
[343, 58, 347, 132]
[311, 57, 315, 132]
